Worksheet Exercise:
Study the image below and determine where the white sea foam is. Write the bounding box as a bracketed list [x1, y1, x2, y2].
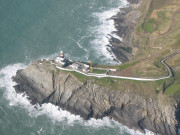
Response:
[90, 0, 129, 64]
[0, 63, 154, 135]
[0, 64, 28, 106]
[0, 63, 82, 124]
[68, 36, 90, 61]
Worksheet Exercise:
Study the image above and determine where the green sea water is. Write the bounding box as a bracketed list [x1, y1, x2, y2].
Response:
[0, 0, 153, 135]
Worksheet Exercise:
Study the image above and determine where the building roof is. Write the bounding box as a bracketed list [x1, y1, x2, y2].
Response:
[60, 51, 64, 58]
[72, 63, 80, 67]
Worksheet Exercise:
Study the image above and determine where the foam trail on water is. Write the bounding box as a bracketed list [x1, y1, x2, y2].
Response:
[69, 36, 90, 61]
[69, 37, 89, 53]
[0, 63, 154, 135]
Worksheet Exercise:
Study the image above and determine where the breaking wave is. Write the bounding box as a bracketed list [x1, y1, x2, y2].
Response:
[89, 0, 128, 64]
[0, 64, 154, 135]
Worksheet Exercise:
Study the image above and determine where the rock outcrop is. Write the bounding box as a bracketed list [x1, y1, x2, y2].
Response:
[13, 60, 178, 135]
[109, 0, 142, 62]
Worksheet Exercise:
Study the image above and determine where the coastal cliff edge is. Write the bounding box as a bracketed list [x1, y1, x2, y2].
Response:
[13, 60, 178, 135]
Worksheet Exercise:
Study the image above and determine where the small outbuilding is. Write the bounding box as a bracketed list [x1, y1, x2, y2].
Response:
[71, 63, 81, 69]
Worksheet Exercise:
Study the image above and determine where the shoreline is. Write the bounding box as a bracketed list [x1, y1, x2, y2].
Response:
[12, 59, 178, 135]
[0, 63, 151, 135]
[107, 0, 142, 63]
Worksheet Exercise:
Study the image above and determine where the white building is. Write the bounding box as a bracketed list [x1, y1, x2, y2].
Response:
[83, 64, 89, 68]
[70, 63, 81, 69]
[83, 64, 89, 72]
[83, 67, 89, 72]
[55, 51, 66, 66]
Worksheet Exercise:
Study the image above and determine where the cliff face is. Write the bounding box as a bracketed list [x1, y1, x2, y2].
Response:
[13, 60, 178, 135]
[109, 0, 142, 62]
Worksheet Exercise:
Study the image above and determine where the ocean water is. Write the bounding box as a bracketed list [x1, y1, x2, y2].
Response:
[0, 0, 154, 135]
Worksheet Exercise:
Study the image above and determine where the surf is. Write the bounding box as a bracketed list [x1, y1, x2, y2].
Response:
[0, 63, 154, 135]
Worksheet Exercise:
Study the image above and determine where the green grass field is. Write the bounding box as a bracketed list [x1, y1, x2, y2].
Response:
[51, 0, 180, 101]
[164, 83, 180, 96]
[116, 61, 139, 70]
[70, 71, 87, 82]
[143, 18, 157, 33]
[92, 69, 107, 74]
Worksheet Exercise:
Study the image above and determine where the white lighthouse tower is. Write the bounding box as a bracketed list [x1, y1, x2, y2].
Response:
[55, 51, 66, 66]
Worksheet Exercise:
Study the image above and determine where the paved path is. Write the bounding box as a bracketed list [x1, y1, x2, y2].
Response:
[49, 51, 180, 81]
[160, 51, 180, 77]
[137, 8, 180, 50]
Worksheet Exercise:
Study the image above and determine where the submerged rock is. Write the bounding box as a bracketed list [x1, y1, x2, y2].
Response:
[13, 60, 178, 135]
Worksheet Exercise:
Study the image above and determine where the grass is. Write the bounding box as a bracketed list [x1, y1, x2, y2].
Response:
[157, 11, 168, 21]
[92, 69, 107, 74]
[143, 18, 157, 33]
[153, 57, 164, 68]
[137, 24, 144, 32]
[69, 69, 147, 91]
[94, 76, 158, 97]
[151, 0, 171, 10]
[163, 70, 180, 96]
[153, 36, 164, 46]
[175, 59, 180, 65]
[69, 67, 178, 98]
[161, 49, 170, 56]
[172, 34, 180, 49]
[55, 67, 60, 73]
[117, 61, 139, 70]
[70, 71, 87, 82]
[143, 23, 155, 32]
[94, 77, 119, 90]
[106, 0, 180, 99]
[164, 83, 180, 96]
[54, 63, 168, 99]
[44, 0, 180, 101]
[142, 6, 155, 33]
[156, 79, 165, 86]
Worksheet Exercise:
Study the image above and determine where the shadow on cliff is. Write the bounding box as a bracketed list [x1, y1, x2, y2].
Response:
[175, 102, 180, 135]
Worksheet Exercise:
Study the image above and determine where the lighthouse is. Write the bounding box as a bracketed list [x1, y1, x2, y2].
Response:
[59, 51, 65, 61]
[55, 51, 67, 67]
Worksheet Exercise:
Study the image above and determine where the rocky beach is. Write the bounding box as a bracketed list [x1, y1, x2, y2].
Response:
[2, 0, 180, 134]
[6, 0, 180, 134]
[12, 60, 178, 135]
[109, 0, 142, 63]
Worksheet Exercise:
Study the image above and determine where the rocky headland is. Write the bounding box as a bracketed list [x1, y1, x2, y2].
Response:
[13, 60, 179, 135]
[11, 0, 180, 134]
[109, 0, 142, 63]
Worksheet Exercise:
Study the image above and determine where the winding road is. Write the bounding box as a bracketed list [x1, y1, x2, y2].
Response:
[48, 51, 180, 81]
